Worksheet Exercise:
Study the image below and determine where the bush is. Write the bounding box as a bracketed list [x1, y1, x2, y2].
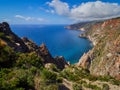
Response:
[110, 79, 120, 86]
[49, 64, 59, 72]
[0, 32, 5, 37]
[0, 45, 16, 68]
[40, 84, 58, 90]
[102, 84, 109, 90]
[83, 83, 101, 90]
[16, 52, 43, 69]
[0, 69, 35, 90]
[72, 83, 82, 90]
[41, 69, 57, 82]
[97, 76, 113, 82]
[60, 68, 79, 81]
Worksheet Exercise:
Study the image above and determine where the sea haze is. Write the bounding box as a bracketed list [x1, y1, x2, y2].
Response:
[11, 24, 92, 64]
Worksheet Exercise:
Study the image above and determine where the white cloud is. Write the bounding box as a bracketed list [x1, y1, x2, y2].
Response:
[47, 0, 120, 21]
[47, 0, 70, 16]
[2, 18, 11, 22]
[15, 15, 33, 21]
[15, 15, 46, 22]
[46, 9, 55, 14]
[37, 18, 45, 21]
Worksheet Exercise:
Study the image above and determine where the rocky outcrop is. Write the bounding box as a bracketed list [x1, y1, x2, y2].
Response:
[0, 22, 68, 70]
[65, 20, 103, 31]
[77, 17, 120, 80]
[22, 37, 68, 69]
[0, 22, 29, 52]
[77, 50, 93, 69]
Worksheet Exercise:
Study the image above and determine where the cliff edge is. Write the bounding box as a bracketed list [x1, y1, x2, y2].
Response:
[76, 17, 120, 80]
[0, 22, 68, 70]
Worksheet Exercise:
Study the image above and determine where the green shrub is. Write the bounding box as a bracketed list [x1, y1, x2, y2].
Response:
[0, 45, 16, 68]
[72, 83, 82, 90]
[102, 84, 109, 90]
[0, 32, 5, 37]
[60, 68, 79, 81]
[97, 76, 113, 82]
[41, 69, 57, 82]
[0, 69, 35, 90]
[83, 83, 101, 90]
[49, 64, 59, 72]
[16, 52, 43, 69]
[110, 79, 120, 86]
[40, 84, 58, 90]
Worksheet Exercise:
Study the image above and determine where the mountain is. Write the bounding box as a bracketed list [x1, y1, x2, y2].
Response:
[65, 20, 103, 31]
[0, 22, 68, 69]
[76, 17, 120, 80]
[0, 21, 120, 90]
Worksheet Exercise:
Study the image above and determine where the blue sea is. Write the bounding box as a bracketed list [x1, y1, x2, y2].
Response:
[11, 25, 92, 64]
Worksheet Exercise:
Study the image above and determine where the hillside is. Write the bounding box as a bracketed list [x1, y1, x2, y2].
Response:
[65, 20, 103, 31]
[0, 21, 120, 90]
[77, 17, 120, 80]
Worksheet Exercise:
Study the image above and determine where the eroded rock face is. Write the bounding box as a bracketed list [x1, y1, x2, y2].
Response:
[0, 22, 68, 70]
[54, 56, 68, 70]
[22, 37, 68, 70]
[77, 50, 93, 69]
[77, 18, 120, 80]
[0, 22, 29, 52]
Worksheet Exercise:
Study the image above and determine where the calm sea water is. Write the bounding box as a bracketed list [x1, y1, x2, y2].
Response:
[11, 25, 92, 64]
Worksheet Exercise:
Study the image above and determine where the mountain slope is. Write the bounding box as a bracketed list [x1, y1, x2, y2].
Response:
[77, 17, 120, 80]
[0, 22, 68, 70]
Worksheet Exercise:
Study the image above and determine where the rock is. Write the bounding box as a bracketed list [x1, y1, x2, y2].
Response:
[76, 18, 120, 80]
[54, 56, 68, 70]
[106, 53, 112, 58]
[0, 22, 29, 52]
[22, 39, 68, 70]
[39, 43, 51, 56]
[0, 22, 68, 70]
[77, 50, 93, 69]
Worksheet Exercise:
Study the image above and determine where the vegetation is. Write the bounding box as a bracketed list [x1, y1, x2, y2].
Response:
[0, 40, 63, 90]
[1, 18, 120, 90]
[72, 83, 82, 90]
[102, 84, 109, 90]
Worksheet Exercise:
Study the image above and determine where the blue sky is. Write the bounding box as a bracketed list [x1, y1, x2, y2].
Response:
[0, 0, 120, 24]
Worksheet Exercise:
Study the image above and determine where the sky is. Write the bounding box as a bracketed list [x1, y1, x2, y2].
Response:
[0, 0, 120, 24]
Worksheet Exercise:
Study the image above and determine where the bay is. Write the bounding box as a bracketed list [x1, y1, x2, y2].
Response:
[11, 25, 92, 64]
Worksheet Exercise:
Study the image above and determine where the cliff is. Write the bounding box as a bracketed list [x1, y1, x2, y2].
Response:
[0, 22, 68, 70]
[77, 17, 120, 80]
[0, 22, 29, 52]
[65, 20, 103, 31]
[0, 21, 120, 90]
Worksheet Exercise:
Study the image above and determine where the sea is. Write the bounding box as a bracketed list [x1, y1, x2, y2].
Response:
[11, 24, 92, 64]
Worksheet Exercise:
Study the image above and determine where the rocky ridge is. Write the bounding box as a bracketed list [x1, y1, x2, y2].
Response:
[65, 20, 103, 31]
[76, 17, 120, 80]
[0, 22, 68, 70]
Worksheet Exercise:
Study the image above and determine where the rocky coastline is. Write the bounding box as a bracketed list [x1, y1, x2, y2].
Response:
[73, 18, 120, 80]
[0, 22, 68, 70]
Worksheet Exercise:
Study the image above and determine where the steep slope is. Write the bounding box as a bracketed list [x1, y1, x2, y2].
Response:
[77, 17, 120, 80]
[0, 22, 29, 52]
[0, 22, 68, 70]
[0, 21, 120, 90]
[65, 20, 103, 31]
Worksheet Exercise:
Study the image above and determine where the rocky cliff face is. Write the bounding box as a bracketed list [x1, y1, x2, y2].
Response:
[0, 22, 68, 70]
[77, 17, 120, 80]
[0, 22, 29, 52]
[65, 20, 103, 31]
[22, 37, 68, 69]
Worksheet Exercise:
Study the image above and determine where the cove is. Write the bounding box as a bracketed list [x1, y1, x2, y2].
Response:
[11, 25, 92, 64]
